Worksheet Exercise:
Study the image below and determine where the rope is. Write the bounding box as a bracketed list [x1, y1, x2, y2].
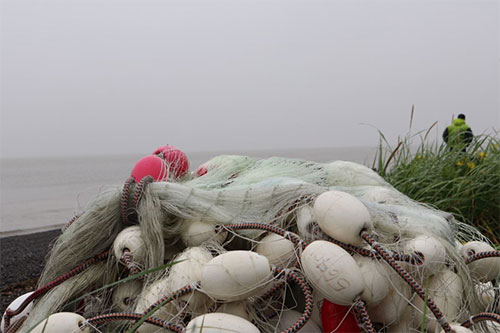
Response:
[464, 251, 500, 265]
[122, 250, 142, 278]
[361, 232, 452, 333]
[217, 223, 307, 249]
[4, 316, 27, 333]
[62, 214, 82, 232]
[121, 177, 136, 223]
[84, 312, 184, 332]
[460, 312, 500, 328]
[133, 176, 154, 209]
[272, 268, 313, 333]
[353, 297, 376, 333]
[3, 250, 111, 329]
[141, 283, 197, 319]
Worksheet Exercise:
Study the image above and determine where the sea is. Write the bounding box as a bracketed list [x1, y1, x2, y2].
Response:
[0, 147, 377, 237]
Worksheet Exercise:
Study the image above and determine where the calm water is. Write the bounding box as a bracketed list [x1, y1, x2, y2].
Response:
[0, 147, 376, 236]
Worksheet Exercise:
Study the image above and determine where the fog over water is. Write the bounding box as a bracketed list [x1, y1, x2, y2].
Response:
[1, 0, 499, 158]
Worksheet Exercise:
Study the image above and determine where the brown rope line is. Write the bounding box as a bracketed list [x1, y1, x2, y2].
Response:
[121, 177, 136, 223]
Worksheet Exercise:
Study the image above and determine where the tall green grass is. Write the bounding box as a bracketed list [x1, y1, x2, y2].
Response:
[372, 124, 500, 243]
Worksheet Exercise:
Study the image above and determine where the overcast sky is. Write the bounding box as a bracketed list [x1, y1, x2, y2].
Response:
[1, 0, 498, 158]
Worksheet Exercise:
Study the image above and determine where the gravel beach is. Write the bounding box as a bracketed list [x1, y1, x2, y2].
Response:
[0, 229, 61, 315]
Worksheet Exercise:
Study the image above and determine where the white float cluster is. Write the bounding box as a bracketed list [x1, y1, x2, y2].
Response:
[6, 156, 499, 333]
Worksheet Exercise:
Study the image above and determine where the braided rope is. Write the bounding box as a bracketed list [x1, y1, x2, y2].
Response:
[461, 312, 500, 328]
[62, 214, 82, 232]
[84, 312, 184, 332]
[133, 176, 154, 209]
[217, 223, 307, 249]
[327, 235, 424, 265]
[4, 250, 111, 328]
[465, 251, 500, 265]
[122, 250, 142, 278]
[4, 315, 27, 333]
[272, 268, 313, 333]
[121, 177, 136, 223]
[141, 283, 197, 318]
[361, 232, 452, 333]
[353, 297, 376, 333]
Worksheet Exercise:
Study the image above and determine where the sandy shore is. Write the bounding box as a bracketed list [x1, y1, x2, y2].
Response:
[0, 229, 61, 315]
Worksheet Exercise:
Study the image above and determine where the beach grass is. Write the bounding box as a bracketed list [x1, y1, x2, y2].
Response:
[372, 125, 500, 243]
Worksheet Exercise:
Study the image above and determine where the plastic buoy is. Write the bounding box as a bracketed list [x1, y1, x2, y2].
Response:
[31, 312, 89, 333]
[354, 255, 391, 306]
[255, 233, 295, 266]
[131, 155, 168, 181]
[181, 220, 227, 246]
[1, 292, 34, 332]
[321, 300, 361, 333]
[153, 145, 189, 179]
[112, 226, 146, 264]
[405, 235, 446, 275]
[301, 240, 365, 305]
[201, 251, 272, 301]
[112, 280, 142, 311]
[460, 241, 500, 282]
[215, 301, 250, 320]
[313, 190, 372, 245]
[186, 313, 259, 333]
[439, 323, 473, 333]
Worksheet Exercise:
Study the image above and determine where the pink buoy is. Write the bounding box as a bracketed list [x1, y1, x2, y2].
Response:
[131, 155, 168, 181]
[153, 145, 189, 179]
[321, 299, 361, 333]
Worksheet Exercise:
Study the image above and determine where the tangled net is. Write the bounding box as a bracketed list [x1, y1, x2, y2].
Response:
[2, 155, 500, 333]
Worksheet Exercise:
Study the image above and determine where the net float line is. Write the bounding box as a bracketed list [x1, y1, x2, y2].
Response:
[460, 312, 500, 328]
[361, 232, 452, 333]
[140, 283, 198, 319]
[219, 222, 424, 266]
[326, 235, 425, 265]
[4, 316, 26, 333]
[271, 267, 313, 333]
[353, 297, 376, 333]
[122, 249, 142, 278]
[3, 250, 111, 329]
[84, 312, 184, 332]
[62, 214, 82, 232]
[216, 223, 307, 249]
[120, 176, 154, 225]
[464, 251, 500, 265]
[121, 177, 136, 223]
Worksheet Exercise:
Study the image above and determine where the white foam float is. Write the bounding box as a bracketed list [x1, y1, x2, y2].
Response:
[301, 240, 365, 305]
[31, 312, 89, 333]
[460, 241, 500, 282]
[1, 291, 34, 333]
[215, 301, 250, 321]
[386, 306, 414, 333]
[201, 251, 272, 302]
[274, 309, 322, 332]
[439, 323, 473, 332]
[354, 255, 391, 306]
[112, 226, 146, 263]
[355, 186, 403, 204]
[412, 269, 463, 332]
[134, 277, 177, 333]
[323, 161, 388, 187]
[404, 234, 446, 275]
[295, 205, 316, 240]
[367, 269, 411, 326]
[186, 313, 259, 333]
[112, 280, 143, 311]
[180, 220, 227, 247]
[475, 282, 500, 312]
[166, 247, 214, 313]
[255, 233, 295, 266]
[313, 190, 372, 245]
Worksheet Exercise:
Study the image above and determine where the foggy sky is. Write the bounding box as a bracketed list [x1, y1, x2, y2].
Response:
[1, 0, 499, 158]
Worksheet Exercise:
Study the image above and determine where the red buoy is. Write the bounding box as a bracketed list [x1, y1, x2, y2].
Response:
[196, 165, 208, 177]
[321, 299, 361, 332]
[131, 155, 168, 182]
[153, 145, 189, 179]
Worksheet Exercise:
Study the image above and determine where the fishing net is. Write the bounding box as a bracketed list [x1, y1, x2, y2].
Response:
[6, 155, 500, 333]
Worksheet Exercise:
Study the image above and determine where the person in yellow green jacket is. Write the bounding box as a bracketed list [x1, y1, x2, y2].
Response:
[442, 114, 473, 152]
